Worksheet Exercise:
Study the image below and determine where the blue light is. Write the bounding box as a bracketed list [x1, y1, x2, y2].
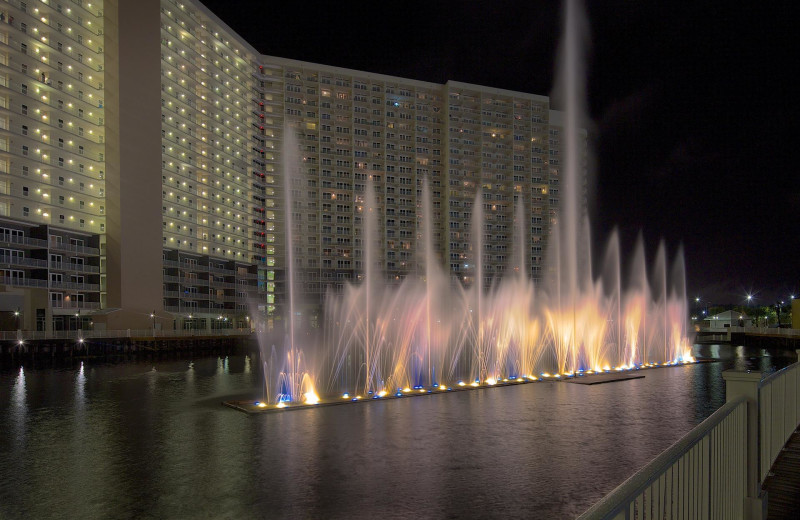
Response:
[396, 392, 403, 397]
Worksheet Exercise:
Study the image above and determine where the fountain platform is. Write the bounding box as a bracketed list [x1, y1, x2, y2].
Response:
[569, 372, 645, 385]
[223, 361, 700, 414]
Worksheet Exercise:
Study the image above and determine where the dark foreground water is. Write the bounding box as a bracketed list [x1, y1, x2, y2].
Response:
[0, 344, 796, 519]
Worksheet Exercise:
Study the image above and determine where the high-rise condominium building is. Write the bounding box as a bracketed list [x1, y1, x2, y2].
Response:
[0, 0, 584, 334]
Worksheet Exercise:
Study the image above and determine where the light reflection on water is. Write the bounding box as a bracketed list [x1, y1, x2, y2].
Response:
[0, 344, 795, 519]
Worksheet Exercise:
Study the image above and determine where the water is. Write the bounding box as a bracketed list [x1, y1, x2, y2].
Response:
[1, 344, 795, 519]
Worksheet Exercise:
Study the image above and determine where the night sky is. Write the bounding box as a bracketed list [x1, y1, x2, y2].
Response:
[199, 0, 798, 305]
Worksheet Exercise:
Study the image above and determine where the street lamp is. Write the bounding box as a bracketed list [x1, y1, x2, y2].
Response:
[150, 310, 156, 334]
[14, 308, 20, 331]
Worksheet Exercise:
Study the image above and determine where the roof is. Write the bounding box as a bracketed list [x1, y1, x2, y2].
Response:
[706, 310, 750, 320]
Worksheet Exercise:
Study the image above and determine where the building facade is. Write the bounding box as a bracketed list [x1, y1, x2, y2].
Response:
[1, 0, 584, 334]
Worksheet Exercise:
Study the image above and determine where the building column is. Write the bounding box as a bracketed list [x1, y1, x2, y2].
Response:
[103, 0, 164, 329]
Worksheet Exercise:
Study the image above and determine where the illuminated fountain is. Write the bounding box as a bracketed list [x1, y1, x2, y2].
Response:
[241, 0, 694, 412]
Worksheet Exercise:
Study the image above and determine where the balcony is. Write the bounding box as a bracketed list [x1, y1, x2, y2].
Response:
[49, 262, 101, 273]
[49, 239, 100, 255]
[0, 276, 48, 288]
[0, 255, 48, 268]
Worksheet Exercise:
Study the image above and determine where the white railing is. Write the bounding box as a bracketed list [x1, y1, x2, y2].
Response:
[581, 359, 800, 520]
[759, 363, 800, 482]
[577, 396, 748, 520]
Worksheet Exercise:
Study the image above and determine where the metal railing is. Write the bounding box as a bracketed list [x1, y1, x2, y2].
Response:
[759, 363, 800, 482]
[578, 397, 748, 520]
[0, 328, 253, 342]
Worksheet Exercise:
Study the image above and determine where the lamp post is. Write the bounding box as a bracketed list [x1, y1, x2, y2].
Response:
[150, 310, 156, 335]
[14, 308, 20, 331]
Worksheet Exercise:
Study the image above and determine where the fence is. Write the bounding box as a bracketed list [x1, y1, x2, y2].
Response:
[579, 357, 800, 520]
[0, 328, 253, 342]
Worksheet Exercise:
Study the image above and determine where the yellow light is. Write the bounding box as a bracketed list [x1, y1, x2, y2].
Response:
[378, 390, 387, 397]
[276, 402, 287, 408]
[458, 381, 466, 387]
[257, 402, 267, 408]
[486, 378, 497, 385]
[303, 391, 320, 405]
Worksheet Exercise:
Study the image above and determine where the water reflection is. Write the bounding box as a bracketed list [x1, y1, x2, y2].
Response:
[0, 343, 796, 519]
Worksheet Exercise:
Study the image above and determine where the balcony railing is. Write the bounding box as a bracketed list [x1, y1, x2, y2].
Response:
[49, 301, 101, 310]
[0, 255, 48, 268]
[0, 277, 48, 288]
[0, 235, 49, 248]
[48, 240, 100, 255]
[49, 262, 101, 273]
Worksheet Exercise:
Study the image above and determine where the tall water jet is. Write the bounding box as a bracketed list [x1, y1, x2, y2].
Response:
[422, 176, 435, 385]
[362, 175, 379, 395]
[471, 189, 486, 381]
[554, 0, 589, 337]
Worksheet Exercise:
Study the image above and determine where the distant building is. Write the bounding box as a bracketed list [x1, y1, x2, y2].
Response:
[704, 310, 752, 329]
[1, 0, 585, 334]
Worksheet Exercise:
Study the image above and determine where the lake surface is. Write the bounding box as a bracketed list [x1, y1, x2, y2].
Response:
[0, 343, 796, 519]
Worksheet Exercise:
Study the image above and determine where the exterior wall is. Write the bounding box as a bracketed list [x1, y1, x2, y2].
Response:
[792, 299, 799, 329]
[0, 0, 107, 331]
[157, 0, 262, 324]
[103, 0, 163, 330]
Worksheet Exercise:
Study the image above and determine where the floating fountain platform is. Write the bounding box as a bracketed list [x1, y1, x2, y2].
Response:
[223, 360, 699, 414]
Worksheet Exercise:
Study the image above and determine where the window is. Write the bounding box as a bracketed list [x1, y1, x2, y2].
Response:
[21, 125, 27, 136]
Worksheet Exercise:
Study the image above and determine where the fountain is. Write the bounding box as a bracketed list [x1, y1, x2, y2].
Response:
[228, 0, 695, 413]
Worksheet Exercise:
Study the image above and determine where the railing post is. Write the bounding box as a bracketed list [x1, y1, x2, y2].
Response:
[723, 370, 767, 520]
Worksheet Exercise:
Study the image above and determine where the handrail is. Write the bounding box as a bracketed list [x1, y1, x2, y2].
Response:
[578, 396, 748, 520]
[758, 361, 800, 482]
[759, 360, 798, 388]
